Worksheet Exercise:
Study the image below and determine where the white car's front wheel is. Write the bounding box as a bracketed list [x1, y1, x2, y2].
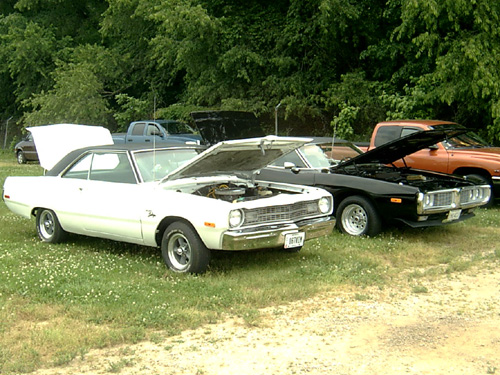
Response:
[161, 222, 211, 274]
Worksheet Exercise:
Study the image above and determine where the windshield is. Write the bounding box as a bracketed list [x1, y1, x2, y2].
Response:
[443, 132, 490, 148]
[299, 145, 333, 168]
[133, 149, 199, 182]
[430, 124, 490, 149]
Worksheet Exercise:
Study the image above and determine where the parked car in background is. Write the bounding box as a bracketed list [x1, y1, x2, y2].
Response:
[14, 133, 38, 164]
[3, 127, 335, 273]
[257, 131, 491, 236]
[112, 120, 202, 144]
[368, 120, 500, 204]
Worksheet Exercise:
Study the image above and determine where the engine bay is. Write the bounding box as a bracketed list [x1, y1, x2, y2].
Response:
[335, 164, 467, 190]
[193, 182, 280, 202]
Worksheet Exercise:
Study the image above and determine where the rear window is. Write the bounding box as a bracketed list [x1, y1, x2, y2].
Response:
[131, 123, 146, 136]
[374, 126, 401, 147]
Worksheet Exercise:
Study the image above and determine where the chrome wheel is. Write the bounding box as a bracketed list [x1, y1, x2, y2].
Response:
[336, 195, 382, 236]
[40, 210, 55, 239]
[341, 203, 368, 236]
[36, 208, 67, 243]
[167, 232, 192, 271]
[161, 222, 211, 273]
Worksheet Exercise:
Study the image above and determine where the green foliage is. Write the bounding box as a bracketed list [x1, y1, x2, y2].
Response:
[2, 0, 500, 140]
[23, 62, 110, 126]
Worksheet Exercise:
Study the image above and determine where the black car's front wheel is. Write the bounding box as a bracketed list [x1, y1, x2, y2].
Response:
[336, 196, 382, 236]
[36, 208, 67, 243]
[161, 222, 211, 274]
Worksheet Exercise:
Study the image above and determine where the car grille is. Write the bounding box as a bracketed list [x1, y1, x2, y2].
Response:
[432, 191, 454, 207]
[243, 200, 320, 226]
[459, 186, 491, 207]
[419, 185, 490, 213]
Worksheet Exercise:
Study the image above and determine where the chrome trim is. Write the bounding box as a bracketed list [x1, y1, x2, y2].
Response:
[417, 185, 491, 214]
[221, 216, 335, 251]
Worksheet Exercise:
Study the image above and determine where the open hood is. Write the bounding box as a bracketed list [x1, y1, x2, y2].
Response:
[28, 124, 113, 170]
[164, 136, 311, 181]
[338, 128, 468, 167]
[190, 111, 263, 145]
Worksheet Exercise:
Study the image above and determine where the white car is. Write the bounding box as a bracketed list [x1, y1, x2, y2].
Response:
[3, 131, 335, 273]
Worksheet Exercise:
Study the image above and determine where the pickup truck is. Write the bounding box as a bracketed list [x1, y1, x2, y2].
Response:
[368, 120, 500, 204]
[112, 120, 202, 145]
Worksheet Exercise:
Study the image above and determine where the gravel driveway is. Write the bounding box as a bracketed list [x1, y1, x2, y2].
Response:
[34, 260, 500, 375]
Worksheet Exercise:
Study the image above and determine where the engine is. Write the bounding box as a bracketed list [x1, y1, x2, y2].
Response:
[193, 183, 276, 203]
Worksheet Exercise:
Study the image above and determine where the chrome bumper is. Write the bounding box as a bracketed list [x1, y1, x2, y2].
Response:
[221, 216, 335, 251]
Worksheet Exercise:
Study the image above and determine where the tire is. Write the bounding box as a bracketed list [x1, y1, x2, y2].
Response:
[17, 151, 27, 164]
[336, 196, 382, 236]
[161, 222, 211, 274]
[36, 209, 67, 243]
[465, 174, 495, 207]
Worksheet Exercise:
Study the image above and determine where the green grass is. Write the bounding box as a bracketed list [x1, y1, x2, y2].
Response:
[1, 151, 499, 373]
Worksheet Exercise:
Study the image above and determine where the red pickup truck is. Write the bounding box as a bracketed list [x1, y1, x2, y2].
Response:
[368, 120, 500, 204]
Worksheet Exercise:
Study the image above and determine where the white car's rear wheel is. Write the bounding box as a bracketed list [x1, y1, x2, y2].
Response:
[161, 222, 211, 274]
[36, 209, 67, 243]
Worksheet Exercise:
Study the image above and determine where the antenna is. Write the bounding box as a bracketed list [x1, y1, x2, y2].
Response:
[153, 93, 157, 180]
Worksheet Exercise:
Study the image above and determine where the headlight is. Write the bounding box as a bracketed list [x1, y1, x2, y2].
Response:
[318, 196, 332, 214]
[228, 209, 243, 228]
[423, 194, 433, 208]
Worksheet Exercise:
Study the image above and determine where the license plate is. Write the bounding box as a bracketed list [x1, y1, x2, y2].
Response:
[284, 232, 305, 248]
[446, 209, 461, 221]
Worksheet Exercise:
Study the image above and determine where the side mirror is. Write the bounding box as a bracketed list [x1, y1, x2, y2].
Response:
[283, 162, 296, 169]
[428, 144, 438, 151]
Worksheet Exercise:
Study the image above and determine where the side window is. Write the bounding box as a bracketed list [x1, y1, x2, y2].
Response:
[147, 124, 161, 136]
[63, 153, 92, 180]
[270, 151, 306, 168]
[401, 127, 421, 137]
[374, 126, 402, 147]
[63, 152, 136, 183]
[131, 123, 146, 136]
[89, 153, 137, 184]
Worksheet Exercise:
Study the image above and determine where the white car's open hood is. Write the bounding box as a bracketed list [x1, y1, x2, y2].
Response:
[28, 124, 114, 170]
[164, 136, 311, 181]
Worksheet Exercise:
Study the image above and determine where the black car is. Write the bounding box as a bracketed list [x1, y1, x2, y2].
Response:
[257, 131, 491, 236]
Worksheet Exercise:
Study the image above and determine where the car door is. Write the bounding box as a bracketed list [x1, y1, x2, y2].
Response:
[60, 151, 145, 243]
[392, 127, 451, 173]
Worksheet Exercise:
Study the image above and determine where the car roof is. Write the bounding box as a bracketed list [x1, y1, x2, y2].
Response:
[45, 142, 205, 176]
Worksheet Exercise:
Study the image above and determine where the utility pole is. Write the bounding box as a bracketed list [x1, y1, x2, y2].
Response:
[3, 116, 13, 149]
[274, 102, 282, 136]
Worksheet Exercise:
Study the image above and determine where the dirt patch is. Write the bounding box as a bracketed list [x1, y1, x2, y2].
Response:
[34, 265, 500, 375]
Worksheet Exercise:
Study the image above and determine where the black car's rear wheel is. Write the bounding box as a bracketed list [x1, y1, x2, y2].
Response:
[161, 222, 211, 273]
[336, 196, 382, 236]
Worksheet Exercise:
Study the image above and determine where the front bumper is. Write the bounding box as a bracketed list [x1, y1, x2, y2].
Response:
[221, 216, 335, 251]
[396, 209, 475, 228]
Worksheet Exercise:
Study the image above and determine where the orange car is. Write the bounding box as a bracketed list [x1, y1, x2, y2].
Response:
[369, 120, 500, 204]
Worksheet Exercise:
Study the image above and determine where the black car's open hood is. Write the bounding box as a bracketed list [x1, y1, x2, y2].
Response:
[338, 128, 468, 167]
[190, 111, 264, 145]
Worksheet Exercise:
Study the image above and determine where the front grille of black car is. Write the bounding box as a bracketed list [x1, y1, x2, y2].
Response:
[432, 191, 454, 207]
[243, 200, 320, 226]
[419, 185, 490, 213]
